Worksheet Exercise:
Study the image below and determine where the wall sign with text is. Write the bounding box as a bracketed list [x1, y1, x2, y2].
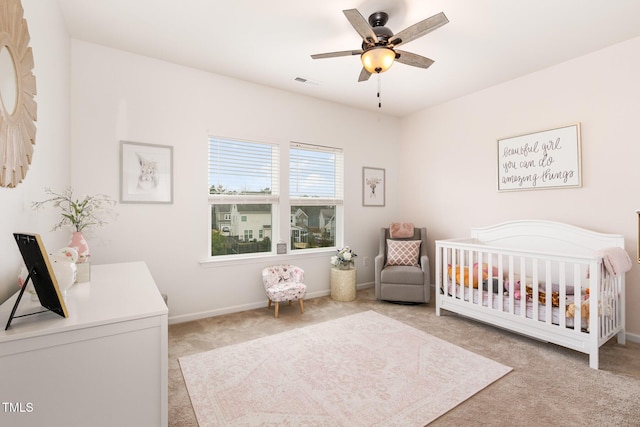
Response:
[497, 123, 581, 191]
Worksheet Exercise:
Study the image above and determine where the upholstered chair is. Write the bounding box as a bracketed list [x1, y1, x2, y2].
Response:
[261, 265, 307, 318]
[374, 226, 430, 303]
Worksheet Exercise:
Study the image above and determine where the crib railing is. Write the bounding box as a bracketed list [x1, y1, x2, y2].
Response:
[435, 239, 624, 345]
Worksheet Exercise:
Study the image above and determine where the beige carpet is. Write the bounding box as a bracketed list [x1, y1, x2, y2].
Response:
[179, 310, 511, 426]
[170, 288, 640, 426]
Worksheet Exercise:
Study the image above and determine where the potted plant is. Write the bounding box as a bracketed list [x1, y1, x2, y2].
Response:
[32, 187, 117, 263]
[330, 246, 357, 270]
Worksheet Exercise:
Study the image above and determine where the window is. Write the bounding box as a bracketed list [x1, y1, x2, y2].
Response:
[209, 137, 278, 257]
[289, 142, 343, 251]
[208, 137, 343, 259]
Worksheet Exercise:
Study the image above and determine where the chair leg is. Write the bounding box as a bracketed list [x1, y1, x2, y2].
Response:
[298, 299, 304, 314]
[274, 302, 279, 319]
[288, 300, 292, 306]
[267, 299, 272, 309]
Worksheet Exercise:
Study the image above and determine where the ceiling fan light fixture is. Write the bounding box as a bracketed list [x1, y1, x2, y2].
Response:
[361, 46, 395, 74]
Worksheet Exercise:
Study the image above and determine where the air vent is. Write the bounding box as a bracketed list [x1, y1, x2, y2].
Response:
[294, 76, 319, 86]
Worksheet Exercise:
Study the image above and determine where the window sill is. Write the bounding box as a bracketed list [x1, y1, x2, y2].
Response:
[200, 247, 336, 268]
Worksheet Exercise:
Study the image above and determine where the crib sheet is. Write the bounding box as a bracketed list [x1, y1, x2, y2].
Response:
[445, 282, 586, 329]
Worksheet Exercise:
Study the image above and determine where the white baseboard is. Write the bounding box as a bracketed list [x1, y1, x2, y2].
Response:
[169, 282, 375, 325]
[625, 331, 640, 343]
[168, 289, 326, 324]
[169, 301, 268, 325]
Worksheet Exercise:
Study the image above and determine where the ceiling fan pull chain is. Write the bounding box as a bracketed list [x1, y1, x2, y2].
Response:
[377, 74, 382, 108]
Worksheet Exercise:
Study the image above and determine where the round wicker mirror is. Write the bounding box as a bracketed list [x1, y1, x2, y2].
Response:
[0, 0, 37, 188]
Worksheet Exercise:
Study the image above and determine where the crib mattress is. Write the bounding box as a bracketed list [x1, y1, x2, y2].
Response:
[444, 282, 587, 329]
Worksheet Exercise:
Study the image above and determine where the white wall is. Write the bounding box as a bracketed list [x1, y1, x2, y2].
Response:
[0, 0, 70, 303]
[69, 40, 405, 322]
[400, 36, 640, 337]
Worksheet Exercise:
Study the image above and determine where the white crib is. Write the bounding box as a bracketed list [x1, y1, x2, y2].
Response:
[435, 220, 626, 369]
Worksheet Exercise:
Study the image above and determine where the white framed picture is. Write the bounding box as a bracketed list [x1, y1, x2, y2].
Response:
[497, 123, 581, 191]
[363, 167, 385, 207]
[120, 141, 173, 204]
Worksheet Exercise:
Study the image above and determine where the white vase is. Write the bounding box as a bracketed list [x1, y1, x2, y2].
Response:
[50, 255, 77, 297]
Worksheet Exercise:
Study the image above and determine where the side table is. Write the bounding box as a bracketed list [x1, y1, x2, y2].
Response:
[330, 267, 357, 301]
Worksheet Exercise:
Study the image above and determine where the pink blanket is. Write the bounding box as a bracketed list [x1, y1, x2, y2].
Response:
[597, 247, 632, 277]
[389, 222, 414, 238]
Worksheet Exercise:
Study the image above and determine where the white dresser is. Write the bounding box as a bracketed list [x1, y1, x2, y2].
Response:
[0, 261, 168, 427]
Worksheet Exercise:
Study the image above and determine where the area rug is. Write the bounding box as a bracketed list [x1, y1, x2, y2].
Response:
[179, 310, 511, 426]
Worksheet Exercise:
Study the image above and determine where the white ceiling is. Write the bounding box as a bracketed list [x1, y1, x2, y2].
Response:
[57, 0, 640, 117]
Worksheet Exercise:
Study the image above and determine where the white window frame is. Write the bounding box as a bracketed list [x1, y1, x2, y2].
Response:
[208, 136, 280, 261]
[205, 137, 344, 263]
[289, 142, 344, 253]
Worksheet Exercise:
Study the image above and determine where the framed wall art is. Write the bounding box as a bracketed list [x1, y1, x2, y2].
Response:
[120, 141, 173, 204]
[497, 123, 581, 192]
[363, 167, 385, 207]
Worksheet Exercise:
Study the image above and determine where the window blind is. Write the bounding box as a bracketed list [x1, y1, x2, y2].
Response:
[208, 136, 279, 200]
[290, 142, 343, 202]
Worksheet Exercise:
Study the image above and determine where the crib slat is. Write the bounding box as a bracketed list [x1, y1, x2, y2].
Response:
[497, 255, 504, 312]
[507, 256, 515, 315]
[470, 249, 475, 301]
[476, 250, 482, 306]
[519, 256, 527, 319]
[574, 264, 582, 332]
[457, 248, 463, 300]
[458, 248, 464, 300]
[531, 258, 539, 321]
[452, 249, 459, 299]
[470, 249, 476, 303]
[488, 253, 495, 309]
[558, 262, 567, 329]
[544, 259, 552, 325]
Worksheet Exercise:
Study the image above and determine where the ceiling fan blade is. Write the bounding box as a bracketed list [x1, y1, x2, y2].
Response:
[343, 9, 377, 44]
[389, 12, 449, 47]
[311, 50, 362, 59]
[395, 50, 435, 69]
[358, 68, 372, 82]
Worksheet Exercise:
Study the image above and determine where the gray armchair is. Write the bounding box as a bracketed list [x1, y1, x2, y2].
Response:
[374, 226, 430, 303]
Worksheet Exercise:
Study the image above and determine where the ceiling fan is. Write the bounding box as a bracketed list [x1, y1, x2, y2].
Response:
[311, 9, 449, 82]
